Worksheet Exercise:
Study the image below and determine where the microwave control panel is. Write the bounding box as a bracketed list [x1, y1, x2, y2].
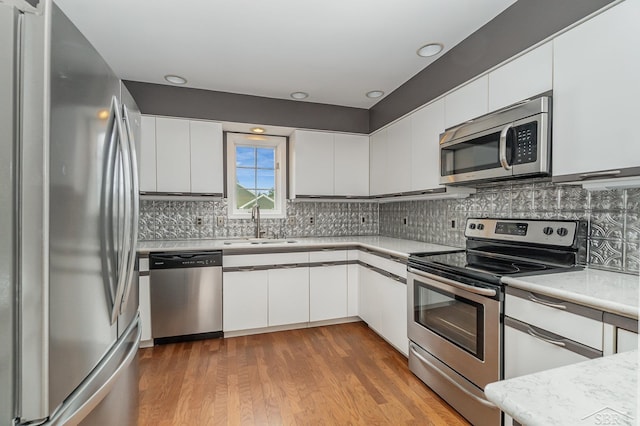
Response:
[512, 122, 538, 165]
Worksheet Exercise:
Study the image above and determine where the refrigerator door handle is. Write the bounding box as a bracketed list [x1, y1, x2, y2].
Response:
[118, 104, 139, 314]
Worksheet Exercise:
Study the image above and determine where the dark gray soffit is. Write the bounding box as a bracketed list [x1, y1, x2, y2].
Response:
[369, 0, 614, 132]
[123, 81, 370, 134]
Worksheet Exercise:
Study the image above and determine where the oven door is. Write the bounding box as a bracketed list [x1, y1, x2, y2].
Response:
[407, 267, 501, 388]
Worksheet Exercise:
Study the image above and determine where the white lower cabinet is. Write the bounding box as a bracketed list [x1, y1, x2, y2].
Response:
[347, 263, 359, 317]
[223, 270, 269, 332]
[617, 328, 638, 353]
[139, 274, 152, 343]
[309, 264, 348, 322]
[268, 267, 309, 327]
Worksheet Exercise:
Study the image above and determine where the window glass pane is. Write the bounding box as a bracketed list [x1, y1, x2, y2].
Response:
[236, 146, 256, 167]
[236, 168, 256, 189]
[256, 147, 275, 169]
[256, 169, 275, 189]
[235, 185, 257, 209]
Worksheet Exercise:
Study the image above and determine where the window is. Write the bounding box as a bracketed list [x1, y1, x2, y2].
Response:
[226, 132, 287, 218]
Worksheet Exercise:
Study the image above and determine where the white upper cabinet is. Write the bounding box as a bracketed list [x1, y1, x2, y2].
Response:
[444, 75, 489, 128]
[292, 130, 334, 196]
[488, 42, 553, 111]
[139, 116, 157, 192]
[552, 0, 640, 179]
[369, 129, 388, 196]
[334, 134, 369, 196]
[189, 120, 223, 194]
[155, 117, 191, 193]
[385, 118, 412, 194]
[292, 130, 369, 197]
[139, 115, 224, 194]
[410, 99, 445, 191]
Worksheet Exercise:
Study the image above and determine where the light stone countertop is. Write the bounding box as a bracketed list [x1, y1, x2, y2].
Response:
[137, 236, 462, 259]
[485, 350, 639, 426]
[502, 269, 640, 319]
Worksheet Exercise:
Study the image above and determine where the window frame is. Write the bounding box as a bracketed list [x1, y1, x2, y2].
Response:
[226, 132, 287, 219]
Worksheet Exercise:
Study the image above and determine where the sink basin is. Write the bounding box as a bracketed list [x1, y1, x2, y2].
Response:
[223, 239, 298, 246]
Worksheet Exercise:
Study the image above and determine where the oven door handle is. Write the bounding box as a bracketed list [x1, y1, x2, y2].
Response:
[407, 267, 497, 297]
[409, 343, 498, 409]
[499, 122, 513, 171]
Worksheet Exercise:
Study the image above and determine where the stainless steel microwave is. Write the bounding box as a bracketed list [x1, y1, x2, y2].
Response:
[439, 95, 551, 185]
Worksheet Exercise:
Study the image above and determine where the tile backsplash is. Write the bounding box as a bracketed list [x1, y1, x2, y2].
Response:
[139, 180, 639, 275]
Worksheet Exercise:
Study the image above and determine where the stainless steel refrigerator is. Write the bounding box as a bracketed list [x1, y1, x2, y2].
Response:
[0, 0, 141, 424]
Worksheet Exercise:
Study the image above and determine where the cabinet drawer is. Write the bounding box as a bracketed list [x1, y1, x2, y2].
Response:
[505, 288, 603, 350]
[223, 252, 309, 267]
[309, 249, 348, 263]
[359, 250, 406, 278]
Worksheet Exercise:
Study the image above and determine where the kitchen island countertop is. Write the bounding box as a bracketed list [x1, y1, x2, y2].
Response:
[485, 350, 638, 426]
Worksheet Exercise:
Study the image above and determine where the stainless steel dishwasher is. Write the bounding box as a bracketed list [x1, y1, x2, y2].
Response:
[149, 251, 223, 344]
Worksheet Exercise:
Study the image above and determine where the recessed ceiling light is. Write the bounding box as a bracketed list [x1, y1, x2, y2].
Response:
[290, 91, 309, 100]
[164, 74, 187, 85]
[417, 43, 444, 57]
[366, 90, 385, 99]
[97, 109, 109, 120]
[251, 127, 265, 134]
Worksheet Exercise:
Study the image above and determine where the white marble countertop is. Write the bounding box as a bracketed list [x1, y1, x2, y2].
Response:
[485, 350, 639, 426]
[137, 236, 461, 259]
[502, 269, 640, 319]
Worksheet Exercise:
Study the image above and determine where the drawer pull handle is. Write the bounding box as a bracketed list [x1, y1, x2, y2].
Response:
[528, 293, 566, 310]
[526, 327, 566, 347]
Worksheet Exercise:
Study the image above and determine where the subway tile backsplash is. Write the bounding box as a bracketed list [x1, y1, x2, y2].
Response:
[139, 180, 640, 275]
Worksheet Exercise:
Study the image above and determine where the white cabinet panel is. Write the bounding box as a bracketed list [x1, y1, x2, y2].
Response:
[617, 328, 638, 353]
[369, 130, 388, 196]
[223, 270, 268, 332]
[224, 252, 309, 267]
[334, 134, 369, 196]
[444, 76, 488, 128]
[139, 275, 151, 342]
[139, 116, 157, 192]
[347, 264, 359, 317]
[358, 266, 380, 330]
[410, 99, 445, 191]
[268, 267, 309, 327]
[189, 120, 223, 194]
[488, 42, 553, 111]
[309, 250, 347, 263]
[386, 118, 412, 194]
[293, 130, 334, 196]
[379, 277, 408, 356]
[155, 117, 191, 192]
[309, 265, 348, 322]
[553, 0, 640, 177]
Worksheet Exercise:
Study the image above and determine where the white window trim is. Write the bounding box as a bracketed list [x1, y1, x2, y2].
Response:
[226, 133, 287, 219]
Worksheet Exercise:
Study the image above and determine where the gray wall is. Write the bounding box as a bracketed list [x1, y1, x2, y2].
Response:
[125, 0, 614, 134]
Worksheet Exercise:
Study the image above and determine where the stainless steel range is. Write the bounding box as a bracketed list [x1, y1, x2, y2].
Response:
[407, 218, 587, 426]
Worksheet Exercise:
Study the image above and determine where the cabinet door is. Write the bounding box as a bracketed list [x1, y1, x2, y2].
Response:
[309, 265, 348, 322]
[347, 263, 359, 317]
[223, 270, 268, 332]
[617, 328, 639, 353]
[488, 42, 552, 111]
[293, 130, 334, 196]
[358, 266, 383, 332]
[386, 118, 412, 194]
[553, 0, 640, 177]
[369, 130, 388, 196]
[155, 117, 191, 192]
[139, 275, 152, 342]
[380, 276, 408, 356]
[334, 134, 369, 196]
[268, 267, 309, 327]
[444, 76, 488, 128]
[190, 120, 223, 194]
[139, 116, 157, 192]
[411, 99, 445, 191]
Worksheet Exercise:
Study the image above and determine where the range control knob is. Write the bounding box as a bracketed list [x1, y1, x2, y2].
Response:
[477, 224, 485, 230]
[557, 227, 569, 237]
[543, 227, 554, 236]
[469, 223, 476, 230]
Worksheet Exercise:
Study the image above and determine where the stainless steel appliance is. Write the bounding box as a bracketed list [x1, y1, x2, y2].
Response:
[440, 94, 551, 185]
[150, 251, 223, 344]
[0, 1, 141, 424]
[407, 218, 586, 426]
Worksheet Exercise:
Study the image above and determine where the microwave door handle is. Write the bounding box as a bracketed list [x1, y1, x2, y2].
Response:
[499, 123, 513, 171]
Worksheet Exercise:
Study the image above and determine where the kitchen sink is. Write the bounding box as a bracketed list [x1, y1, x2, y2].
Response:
[222, 239, 298, 246]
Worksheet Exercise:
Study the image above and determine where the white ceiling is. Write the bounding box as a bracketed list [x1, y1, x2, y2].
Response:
[55, 0, 517, 109]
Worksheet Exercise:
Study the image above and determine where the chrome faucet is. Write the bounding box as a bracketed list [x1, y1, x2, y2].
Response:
[251, 204, 262, 238]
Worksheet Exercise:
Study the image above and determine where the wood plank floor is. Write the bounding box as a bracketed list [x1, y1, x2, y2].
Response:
[138, 322, 469, 425]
